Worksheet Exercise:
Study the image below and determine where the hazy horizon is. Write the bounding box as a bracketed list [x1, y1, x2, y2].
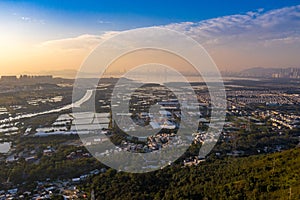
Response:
[1, 66, 300, 79]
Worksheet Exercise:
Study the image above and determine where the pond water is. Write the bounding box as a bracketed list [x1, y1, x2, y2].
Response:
[0, 90, 93, 124]
[0, 142, 11, 153]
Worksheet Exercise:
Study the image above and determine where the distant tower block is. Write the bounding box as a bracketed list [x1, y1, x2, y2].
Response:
[1, 76, 17, 82]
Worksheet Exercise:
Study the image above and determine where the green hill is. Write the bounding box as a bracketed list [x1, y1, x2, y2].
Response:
[81, 147, 300, 200]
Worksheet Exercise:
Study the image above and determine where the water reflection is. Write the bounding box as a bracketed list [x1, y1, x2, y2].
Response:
[0, 89, 93, 124]
[0, 142, 11, 153]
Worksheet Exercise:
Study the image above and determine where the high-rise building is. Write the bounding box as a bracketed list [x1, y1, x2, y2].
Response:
[0, 76, 18, 82]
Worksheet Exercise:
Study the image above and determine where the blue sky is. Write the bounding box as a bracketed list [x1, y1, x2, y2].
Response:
[1, 0, 300, 39]
[5, 0, 300, 21]
[0, 0, 300, 75]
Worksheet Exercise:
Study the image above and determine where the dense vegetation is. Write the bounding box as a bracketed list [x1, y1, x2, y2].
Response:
[0, 135, 105, 191]
[81, 147, 300, 200]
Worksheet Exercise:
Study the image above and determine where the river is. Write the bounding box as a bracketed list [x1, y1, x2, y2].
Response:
[0, 90, 94, 124]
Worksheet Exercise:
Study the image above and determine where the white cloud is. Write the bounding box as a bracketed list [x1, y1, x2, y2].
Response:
[40, 5, 300, 52]
[21, 16, 31, 21]
[160, 4, 300, 70]
[164, 5, 300, 47]
[36, 5, 300, 71]
[97, 20, 112, 24]
[39, 31, 118, 50]
[16, 13, 45, 24]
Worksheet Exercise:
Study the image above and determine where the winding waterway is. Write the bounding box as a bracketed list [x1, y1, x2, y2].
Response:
[0, 90, 93, 124]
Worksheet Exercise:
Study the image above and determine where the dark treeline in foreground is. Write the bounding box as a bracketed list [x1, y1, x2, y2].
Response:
[80, 147, 300, 200]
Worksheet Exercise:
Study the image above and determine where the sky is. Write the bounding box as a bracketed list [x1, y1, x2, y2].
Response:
[0, 0, 300, 76]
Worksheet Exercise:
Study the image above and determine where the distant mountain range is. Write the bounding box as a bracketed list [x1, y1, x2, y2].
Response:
[223, 67, 300, 79]
[18, 67, 300, 79]
[23, 69, 97, 79]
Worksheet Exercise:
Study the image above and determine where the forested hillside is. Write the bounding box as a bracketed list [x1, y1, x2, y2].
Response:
[81, 147, 300, 200]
